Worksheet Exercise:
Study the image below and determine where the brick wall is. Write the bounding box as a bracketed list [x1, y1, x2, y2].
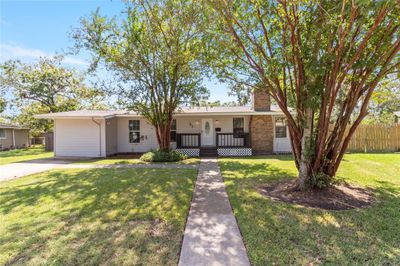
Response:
[252, 90, 271, 111]
[250, 115, 273, 153]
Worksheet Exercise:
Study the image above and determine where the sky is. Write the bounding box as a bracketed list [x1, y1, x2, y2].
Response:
[0, 0, 235, 113]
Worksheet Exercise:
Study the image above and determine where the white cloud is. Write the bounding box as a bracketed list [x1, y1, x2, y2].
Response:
[0, 43, 89, 66]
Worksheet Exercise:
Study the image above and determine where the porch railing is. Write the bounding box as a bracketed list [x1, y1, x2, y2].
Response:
[176, 133, 201, 148]
[216, 133, 251, 148]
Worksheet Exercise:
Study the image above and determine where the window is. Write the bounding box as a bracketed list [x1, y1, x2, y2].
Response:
[233, 117, 244, 138]
[0, 129, 5, 139]
[129, 120, 140, 143]
[170, 119, 177, 142]
[275, 118, 287, 138]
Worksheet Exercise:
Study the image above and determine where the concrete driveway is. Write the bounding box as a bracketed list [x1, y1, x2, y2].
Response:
[0, 159, 72, 182]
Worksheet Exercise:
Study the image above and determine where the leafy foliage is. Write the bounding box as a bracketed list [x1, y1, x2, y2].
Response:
[140, 149, 188, 162]
[73, 0, 209, 150]
[207, 0, 400, 188]
[0, 56, 107, 136]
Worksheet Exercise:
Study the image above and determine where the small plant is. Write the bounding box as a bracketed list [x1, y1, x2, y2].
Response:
[140, 149, 188, 162]
[306, 172, 335, 189]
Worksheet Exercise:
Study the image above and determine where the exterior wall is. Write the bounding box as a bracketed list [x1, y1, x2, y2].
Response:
[116, 117, 159, 153]
[54, 119, 106, 157]
[105, 117, 118, 155]
[14, 129, 30, 148]
[175, 115, 251, 147]
[0, 128, 29, 149]
[250, 115, 274, 154]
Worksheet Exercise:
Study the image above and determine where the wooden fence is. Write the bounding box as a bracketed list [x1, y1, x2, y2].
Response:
[347, 124, 400, 152]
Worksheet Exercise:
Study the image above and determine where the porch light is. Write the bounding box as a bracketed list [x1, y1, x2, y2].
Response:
[195, 120, 200, 125]
[215, 120, 220, 124]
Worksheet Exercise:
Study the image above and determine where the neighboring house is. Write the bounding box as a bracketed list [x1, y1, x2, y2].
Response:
[0, 123, 30, 150]
[35, 91, 292, 158]
[395, 111, 400, 123]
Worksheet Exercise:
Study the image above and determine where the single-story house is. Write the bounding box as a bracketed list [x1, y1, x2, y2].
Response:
[35, 91, 292, 158]
[395, 111, 400, 123]
[0, 123, 30, 150]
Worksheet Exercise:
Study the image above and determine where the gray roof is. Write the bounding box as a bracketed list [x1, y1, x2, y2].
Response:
[35, 105, 288, 119]
[0, 123, 29, 130]
[394, 111, 400, 117]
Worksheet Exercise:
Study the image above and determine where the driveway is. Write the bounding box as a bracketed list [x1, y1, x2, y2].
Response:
[0, 159, 72, 182]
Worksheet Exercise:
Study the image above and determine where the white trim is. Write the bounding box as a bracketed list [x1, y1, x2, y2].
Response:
[12, 129, 15, 147]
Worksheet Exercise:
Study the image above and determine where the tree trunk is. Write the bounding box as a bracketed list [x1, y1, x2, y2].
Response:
[295, 108, 314, 190]
[155, 122, 171, 152]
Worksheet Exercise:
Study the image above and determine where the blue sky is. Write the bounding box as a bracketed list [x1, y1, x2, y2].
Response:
[0, 0, 234, 110]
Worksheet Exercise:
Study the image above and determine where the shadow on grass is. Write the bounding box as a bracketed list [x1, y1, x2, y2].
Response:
[0, 168, 196, 265]
[219, 160, 400, 265]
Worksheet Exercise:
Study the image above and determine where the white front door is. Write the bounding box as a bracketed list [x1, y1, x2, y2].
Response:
[201, 118, 214, 146]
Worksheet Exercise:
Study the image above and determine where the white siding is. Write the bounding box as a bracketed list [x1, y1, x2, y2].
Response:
[117, 117, 159, 153]
[55, 119, 106, 157]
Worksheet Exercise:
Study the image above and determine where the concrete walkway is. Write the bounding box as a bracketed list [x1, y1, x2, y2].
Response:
[179, 158, 250, 266]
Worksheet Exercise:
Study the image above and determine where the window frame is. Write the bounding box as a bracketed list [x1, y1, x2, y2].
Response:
[128, 120, 141, 144]
[275, 117, 287, 138]
[170, 119, 177, 142]
[233, 117, 245, 138]
[0, 129, 6, 139]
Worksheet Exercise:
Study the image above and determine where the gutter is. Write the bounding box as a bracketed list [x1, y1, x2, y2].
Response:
[91, 117, 102, 157]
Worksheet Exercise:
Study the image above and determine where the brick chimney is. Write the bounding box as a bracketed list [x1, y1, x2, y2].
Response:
[252, 89, 271, 111]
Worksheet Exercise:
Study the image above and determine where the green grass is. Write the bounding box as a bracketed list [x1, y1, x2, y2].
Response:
[219, 153, 400, 265]
[74, 154, 200, 165]
[0, 146, 53, 165]
[0, 167, 197, 265]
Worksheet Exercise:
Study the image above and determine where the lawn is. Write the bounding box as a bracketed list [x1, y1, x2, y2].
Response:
[74, 154, 200, 165]
[219, 153, 400, 265]
[0, 146, 53, 165]
[0, 167, 197, 265]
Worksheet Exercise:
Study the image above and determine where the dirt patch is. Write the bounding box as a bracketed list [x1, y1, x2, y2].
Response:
[258, 180, 374, 210]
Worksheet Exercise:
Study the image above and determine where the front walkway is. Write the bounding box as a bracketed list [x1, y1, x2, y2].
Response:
[179, 158, 250, 266]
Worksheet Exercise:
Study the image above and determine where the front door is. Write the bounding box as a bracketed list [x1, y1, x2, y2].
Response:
[201, 118, 214, 146]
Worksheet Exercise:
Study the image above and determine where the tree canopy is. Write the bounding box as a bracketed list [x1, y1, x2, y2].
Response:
[207, 0, 400, 189]
[0, 56, 106, 135]
[73, 0, 209, 151]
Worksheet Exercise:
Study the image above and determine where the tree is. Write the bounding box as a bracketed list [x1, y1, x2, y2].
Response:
[364, 76, 400, 124]
[73, 0, 208, 151]
[0, 56, 106, 135]
[207, 0, 400, 189]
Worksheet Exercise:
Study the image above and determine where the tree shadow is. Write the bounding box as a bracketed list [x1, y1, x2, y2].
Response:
[0, 168, 196, 265]
[219, 160, 400, 265]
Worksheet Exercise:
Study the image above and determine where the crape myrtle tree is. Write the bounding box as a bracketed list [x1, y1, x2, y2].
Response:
[73, 0, 208, 151]
[207, 0, 400, 189]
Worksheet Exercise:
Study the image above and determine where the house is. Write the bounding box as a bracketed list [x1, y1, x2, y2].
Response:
[35, 91, 292, 158]
[0, 123, 30, 150]
[395, 111, 400, 123]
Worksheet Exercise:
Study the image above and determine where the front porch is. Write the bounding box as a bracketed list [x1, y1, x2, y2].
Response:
[175, 133, 252, 157]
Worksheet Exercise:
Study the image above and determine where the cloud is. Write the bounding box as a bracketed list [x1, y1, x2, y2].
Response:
[0, 43, 89, 66]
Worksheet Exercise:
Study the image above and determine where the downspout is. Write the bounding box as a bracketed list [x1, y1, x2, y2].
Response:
[12, 128, 15, 148]
[92, 117, 102, 157]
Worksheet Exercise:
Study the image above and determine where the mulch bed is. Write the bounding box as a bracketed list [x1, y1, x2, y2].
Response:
[258, 180, 374, 210]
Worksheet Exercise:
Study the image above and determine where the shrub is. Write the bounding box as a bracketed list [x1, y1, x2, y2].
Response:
[140, 149, 188, 162]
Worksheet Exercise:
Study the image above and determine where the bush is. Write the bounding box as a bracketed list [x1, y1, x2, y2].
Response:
[140, 149, 188, 162]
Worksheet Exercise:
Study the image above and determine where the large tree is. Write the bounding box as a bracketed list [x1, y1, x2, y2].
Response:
[0, 56, 106, 135]
[73, 0, 208, 151]
[208, 0, 400, 189]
